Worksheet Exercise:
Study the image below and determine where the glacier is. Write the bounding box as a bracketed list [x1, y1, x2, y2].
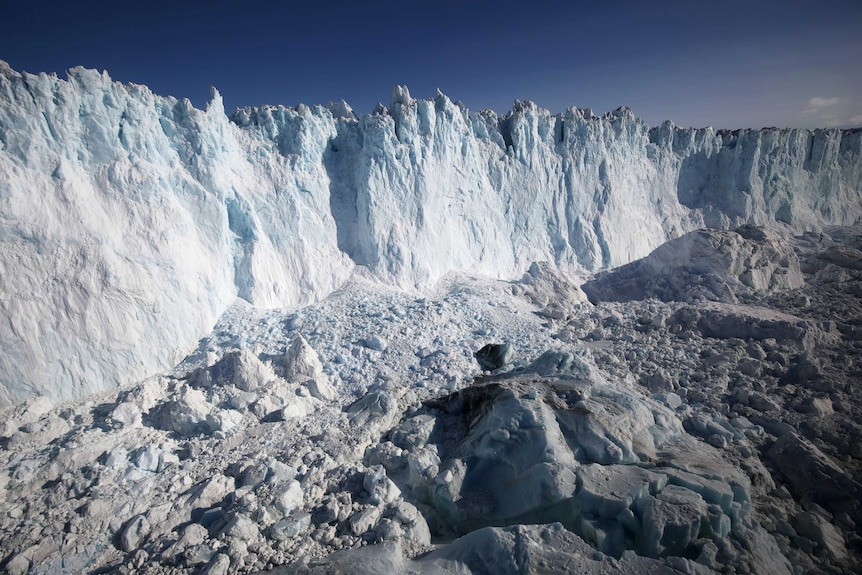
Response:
[1, 61, 861, 406]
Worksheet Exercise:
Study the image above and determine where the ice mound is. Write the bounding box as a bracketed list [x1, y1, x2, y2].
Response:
[670, 301, 839, 350]
[512, 261, 588, 321]
[582, 226, 804, 304]
[370, 353, 773, 565]
[796, 225, 862, 275]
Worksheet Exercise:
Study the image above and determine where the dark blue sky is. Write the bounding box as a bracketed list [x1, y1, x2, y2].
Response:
[2, 0, 860, 128]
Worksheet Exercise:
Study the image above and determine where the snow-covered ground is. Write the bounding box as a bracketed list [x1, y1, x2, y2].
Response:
[2, 225, 861, 574]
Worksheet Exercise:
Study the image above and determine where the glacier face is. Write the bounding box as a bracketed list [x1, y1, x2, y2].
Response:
[1, 62, 860, 406]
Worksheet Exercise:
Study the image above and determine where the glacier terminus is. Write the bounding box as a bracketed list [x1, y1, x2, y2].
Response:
[0, 62, 859, 406]
[1, 62, 862, 575]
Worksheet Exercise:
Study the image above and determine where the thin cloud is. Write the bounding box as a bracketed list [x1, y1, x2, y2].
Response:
[849, 115, 862, 126]
[803, 96, 841, 113]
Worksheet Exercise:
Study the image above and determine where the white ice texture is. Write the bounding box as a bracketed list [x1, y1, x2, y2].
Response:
[1, 62, 861, 406]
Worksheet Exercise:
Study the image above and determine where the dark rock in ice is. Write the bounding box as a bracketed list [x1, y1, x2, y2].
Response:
[474, 343, 514, 371]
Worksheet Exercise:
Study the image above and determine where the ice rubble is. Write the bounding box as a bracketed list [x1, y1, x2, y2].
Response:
[374, 356, 760, 560]
[2, 226, 862, 574]
[2, 62, 862, 405]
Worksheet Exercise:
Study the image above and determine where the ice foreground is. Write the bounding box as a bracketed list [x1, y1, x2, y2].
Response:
[1, 62, 862, 405]
[1, 226, 861, 574]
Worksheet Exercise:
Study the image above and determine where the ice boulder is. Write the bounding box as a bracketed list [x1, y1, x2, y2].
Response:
[670, 301, 839, 350]
[110, 401, 142, 427]
[189, 349, 275, 392]
[363, 465, 401, 505]
[274, 480, 304, 515]
[118, 514, 150, 552]
[346, 390, 399, 429]
[516, 261, 588, 320]
[284, 334, 336, 400]
[154, 386, 214, 437]
[186, 474, 236, 510]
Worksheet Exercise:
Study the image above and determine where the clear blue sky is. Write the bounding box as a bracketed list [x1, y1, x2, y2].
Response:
[2, 0, 860, 128]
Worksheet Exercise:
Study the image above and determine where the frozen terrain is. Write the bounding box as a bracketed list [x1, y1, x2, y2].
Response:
[1, 225, 862, 574]
[2, 63, 862, 574]
[1, 62, 861, 405]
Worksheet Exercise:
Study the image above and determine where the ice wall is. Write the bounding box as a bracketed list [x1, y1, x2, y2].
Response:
[1, 63, 860, 405]
[0, 63, 353, 406]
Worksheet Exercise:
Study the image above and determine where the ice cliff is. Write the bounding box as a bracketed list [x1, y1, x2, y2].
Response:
[1, 62, 861, 406]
